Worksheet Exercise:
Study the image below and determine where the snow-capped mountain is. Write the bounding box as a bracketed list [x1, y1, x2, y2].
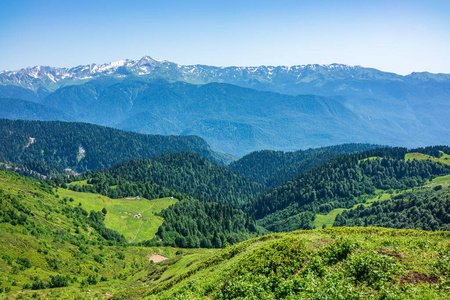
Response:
[0, 55, 410, 92]
[0, 56, 168, 88]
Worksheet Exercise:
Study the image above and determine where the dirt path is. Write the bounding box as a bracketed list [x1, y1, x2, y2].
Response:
[149, 254, 169, 263]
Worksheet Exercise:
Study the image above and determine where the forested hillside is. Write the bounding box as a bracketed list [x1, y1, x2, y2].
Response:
[334, 186, 450, 230]
[154, 200, 263, 248]
[56, 164, 262, 248]
[0, 119, 227, 172]
[247, 147, 450, 231]
[79, 152, 263, 205]
[229, 143, 380, 187]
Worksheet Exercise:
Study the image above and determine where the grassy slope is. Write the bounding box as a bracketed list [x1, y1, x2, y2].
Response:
[57, 187, 178, 243]
[405, 151, 450, 165]
[116, 227, 450, 299]
[0, 170, 216, 299]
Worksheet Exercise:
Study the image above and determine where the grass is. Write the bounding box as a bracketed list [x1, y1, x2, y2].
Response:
[359, 156, 383, 163]
[405, 151, 450, 165]
[0, 170, 215, 298]
[57, 188, 178, 244]
[117, 227, 450, 299]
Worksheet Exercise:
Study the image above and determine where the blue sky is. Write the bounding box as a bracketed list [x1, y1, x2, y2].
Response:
[1, 0, 449, 74]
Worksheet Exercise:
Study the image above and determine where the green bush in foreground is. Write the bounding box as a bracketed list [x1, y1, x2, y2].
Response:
[128, 228, 450, 300]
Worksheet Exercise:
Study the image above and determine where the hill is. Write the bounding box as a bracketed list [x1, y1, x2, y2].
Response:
[334, 179, 450, 230]
[229, 143, 380, 187]
[0, 168, 263, 297]
[116, 227, 450, 299]
[245, 147, 450, 232]
[78, 152, 264, 206]
[0, 169, 154, 297]
[57, 161, 264, 248]
[0, 119, 228, 173]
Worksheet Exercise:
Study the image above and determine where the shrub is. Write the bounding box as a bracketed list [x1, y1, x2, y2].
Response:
[49, 275, 69, 288]
[345, 250, 399, 289]
[31, 280, 48, 290]
[17, 257, 32, 269]
[86, 274, 98, 285]
[436, 250, 450, 275]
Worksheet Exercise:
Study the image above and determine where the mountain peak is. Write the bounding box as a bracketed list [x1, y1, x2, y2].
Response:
[139, 55, 165, 64]
[2, 56, 448, 91]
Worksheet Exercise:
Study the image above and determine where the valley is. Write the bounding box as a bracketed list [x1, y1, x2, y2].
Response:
[0, 60, 449, 299]
[1, 132, 449, 298]
[2, 0, 450, 298]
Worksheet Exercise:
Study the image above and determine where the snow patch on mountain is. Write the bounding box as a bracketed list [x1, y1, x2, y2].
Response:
[1, 56, 445, 91]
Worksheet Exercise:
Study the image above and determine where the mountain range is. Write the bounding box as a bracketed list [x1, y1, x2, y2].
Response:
[1, 56, 449, 155]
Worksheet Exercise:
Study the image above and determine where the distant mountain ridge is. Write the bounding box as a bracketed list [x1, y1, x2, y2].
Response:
[37, 80, 389, 155]
[2, 55, 450, 94]
[1, 56, 449, 155]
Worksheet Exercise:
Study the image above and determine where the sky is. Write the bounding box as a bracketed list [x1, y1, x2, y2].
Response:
[0, 0, 449, 75]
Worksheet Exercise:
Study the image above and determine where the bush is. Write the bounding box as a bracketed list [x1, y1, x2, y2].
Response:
[17, 257, 32, 268]
[49, 275, 69, 288]
[93, 254, 104, 264]
[345, 250, 399, 289]
[436, 250, 450, 275]
[116, 252, 125, 260]
[2, 254, 13, 265]
[31, 280, 48, 290]
[86, 274, 98, 285]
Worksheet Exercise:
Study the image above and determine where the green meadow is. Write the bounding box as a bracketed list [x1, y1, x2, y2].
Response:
[57, 188, 178, 244]
[405, 151, 450, 165]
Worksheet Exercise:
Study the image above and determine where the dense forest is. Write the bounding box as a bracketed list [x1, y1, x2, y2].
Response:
[334, 186, 450, 230]
[247, 147, 450, 229]
[0, 119, 226, 173]
[64, 172, 189, 202]
[229, 143, 380, 187]
[150, 199, 262, 248]
[77, 152, 263, 205]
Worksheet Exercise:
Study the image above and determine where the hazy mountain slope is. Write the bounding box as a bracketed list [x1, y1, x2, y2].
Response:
[0, 98, 73, 122]
[39, 79, 387, 156]
[0, 85, 42, 102]
[229, 143, 381, 187]
[0, 119, 226, 172]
